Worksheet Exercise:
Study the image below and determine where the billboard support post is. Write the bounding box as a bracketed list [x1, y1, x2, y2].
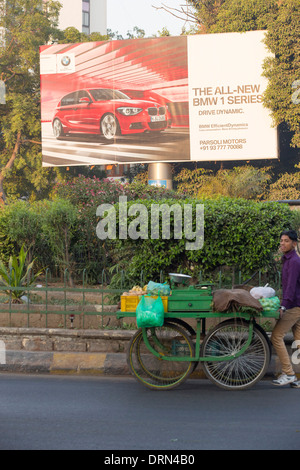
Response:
[148, 163, 173, 189]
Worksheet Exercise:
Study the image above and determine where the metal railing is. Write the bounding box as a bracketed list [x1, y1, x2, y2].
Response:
[0, 267, 281, 329]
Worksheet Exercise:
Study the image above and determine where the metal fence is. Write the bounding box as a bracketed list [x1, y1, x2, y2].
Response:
[0, 267, 281, 329]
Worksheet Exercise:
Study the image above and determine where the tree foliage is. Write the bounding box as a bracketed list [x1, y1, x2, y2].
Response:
[175, 166, 271, 200]
[263, 0, 300, 148]
[58, 26, 110, 44]
[0, 0, 62, 203]
[268, 165, 300, 200]
[0, 1, 117, 203]
[204, 0, 278, 33]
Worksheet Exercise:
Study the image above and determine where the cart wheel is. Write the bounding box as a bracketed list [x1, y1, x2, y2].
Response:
[252, 321, 272, 363]
[127, 321, 195, 390]
[167, 318, 198, 372]
[200, 319, 270, 390]
[167, 318, 196, 336]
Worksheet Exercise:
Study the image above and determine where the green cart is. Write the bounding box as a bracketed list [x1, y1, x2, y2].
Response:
[117, 277, 279, 391]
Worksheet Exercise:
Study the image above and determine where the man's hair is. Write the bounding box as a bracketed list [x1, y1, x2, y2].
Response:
[280, 229, 298, 241]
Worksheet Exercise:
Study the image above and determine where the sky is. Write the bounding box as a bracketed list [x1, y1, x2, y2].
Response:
[106, 0, 193, 38]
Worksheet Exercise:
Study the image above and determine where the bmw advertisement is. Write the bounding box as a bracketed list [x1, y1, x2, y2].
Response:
[40, 31, 278, 167]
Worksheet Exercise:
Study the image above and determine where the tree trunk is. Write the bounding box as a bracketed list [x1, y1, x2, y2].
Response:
[0, 130, 22, 204]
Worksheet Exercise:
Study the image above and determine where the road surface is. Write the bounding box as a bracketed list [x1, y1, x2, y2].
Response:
[0, 374, 299, 451]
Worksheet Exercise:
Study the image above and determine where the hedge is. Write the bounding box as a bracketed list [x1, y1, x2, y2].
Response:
[107, 197, 295, 282]
[0, 193, 295, 285]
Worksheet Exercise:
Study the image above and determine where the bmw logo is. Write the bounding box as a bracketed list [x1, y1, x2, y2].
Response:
[61, 56, 71, 67]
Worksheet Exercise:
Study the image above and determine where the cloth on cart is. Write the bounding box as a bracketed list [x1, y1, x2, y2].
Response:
[213, 288, 263, 312]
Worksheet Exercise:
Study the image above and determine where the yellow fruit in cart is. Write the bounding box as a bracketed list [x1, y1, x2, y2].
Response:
[129, 285, 143, 293]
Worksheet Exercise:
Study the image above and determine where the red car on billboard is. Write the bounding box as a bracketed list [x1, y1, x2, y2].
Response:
[52, 88, 171, 141]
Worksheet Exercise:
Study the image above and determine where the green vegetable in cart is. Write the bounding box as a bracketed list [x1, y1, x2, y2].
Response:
[136, 295, 164, 328]
[258, 296, 280, 311]
[147, 281, 170, 296]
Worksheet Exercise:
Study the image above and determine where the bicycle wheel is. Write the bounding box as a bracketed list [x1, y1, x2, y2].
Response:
[127, 321, 195, 390]
[200, 319, 270, 390]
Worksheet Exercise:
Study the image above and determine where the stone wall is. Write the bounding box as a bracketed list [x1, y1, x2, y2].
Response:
[0, 327, 133, 354]
[0, 327, 134, 375]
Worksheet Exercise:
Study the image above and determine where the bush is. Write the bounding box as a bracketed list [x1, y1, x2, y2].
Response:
[0, 199, 78, 275]
[0, 200, 50, 269]
[0, 200, 45, 263]
[53, 176, 185, 280]
[107, 197, 295, 283]
[0, 184, 295, 287]
[53, 175, 184, 205]
[40, 199, 78, 274]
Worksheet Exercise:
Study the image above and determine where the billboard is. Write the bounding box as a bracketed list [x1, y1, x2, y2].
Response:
[40, 31, 278, 167]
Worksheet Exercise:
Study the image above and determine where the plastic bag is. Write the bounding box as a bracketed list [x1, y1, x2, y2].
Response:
[136, 295, 165, 328]
[259, 296, 280, 312]
[250, 285, 276, 299]
[147, 281, 170, 296]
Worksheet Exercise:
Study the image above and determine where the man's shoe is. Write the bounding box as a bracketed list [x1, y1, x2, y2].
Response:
[272, 373, 297, 386]
[290, 380, 300, 388]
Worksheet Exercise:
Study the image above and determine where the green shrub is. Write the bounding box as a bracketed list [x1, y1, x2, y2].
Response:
[1, 200, 45, 262]
[52, 176, 184, 280]
[0, 199, 78, 275]
[40, 199, 78, 274]
[107, 197, 294, 282]
[0, 245, 43, 303]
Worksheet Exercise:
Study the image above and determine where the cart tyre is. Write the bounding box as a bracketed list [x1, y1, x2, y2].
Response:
[200, 318, 270, 390]
[127, 321, 195, 390]
[167, 318, 198, 371]
[166, 318, 196, 336]
[252, 321, 272, 363]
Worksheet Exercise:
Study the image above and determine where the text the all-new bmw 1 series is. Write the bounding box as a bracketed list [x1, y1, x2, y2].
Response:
[52, 88, 171, 141]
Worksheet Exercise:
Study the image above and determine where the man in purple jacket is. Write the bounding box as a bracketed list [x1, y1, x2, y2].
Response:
[271, 230, 300, 387]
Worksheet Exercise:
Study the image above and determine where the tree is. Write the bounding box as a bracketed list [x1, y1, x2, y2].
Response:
[184, 0, 278, 32]
[198, 0, 300, 149]
[268, 164, 300, 200]
[0, 0, 62, 203]
[0, 3, 111, 204]
[187, 0, 225, 32]
[153, 1, 202, 30]
[58, 26, 110, 44]
[175, 166, 271, 199]
[125, 26, 145, 39]
[263, 0, 300, 148]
